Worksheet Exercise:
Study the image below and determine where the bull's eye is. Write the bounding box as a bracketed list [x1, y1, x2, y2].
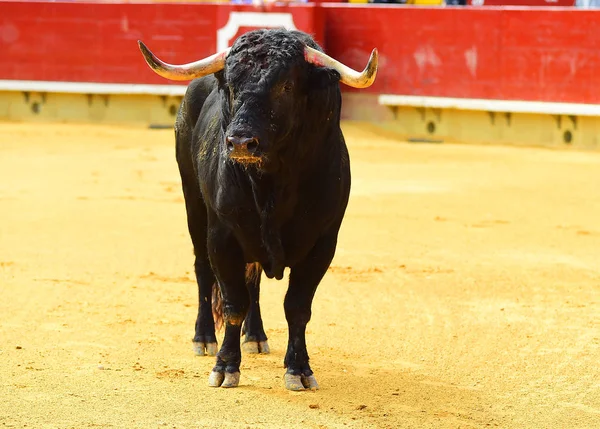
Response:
[280, 82, 293, 94]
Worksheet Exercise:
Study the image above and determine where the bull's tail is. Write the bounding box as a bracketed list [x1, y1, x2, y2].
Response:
[212, 262, 262, 332]
[245, 262, 262, 286]
[211, 283, 224, 332]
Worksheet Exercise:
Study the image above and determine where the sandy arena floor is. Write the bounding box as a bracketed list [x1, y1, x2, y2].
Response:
[1, 122, 599, 429]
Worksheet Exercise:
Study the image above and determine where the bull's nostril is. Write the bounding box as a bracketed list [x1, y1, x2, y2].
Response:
[226, 136, 235, 152]
[227, 135, 259, 155]
[246, 140, 259, 153]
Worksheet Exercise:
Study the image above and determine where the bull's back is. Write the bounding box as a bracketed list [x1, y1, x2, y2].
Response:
[175, 76, 218, 176]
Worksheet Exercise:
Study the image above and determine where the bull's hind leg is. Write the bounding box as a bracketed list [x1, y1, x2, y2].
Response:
[191, 254, 218, 357]
[242, 263, 270, 354]
[284, 233, 338, 391]
[207, 221, 249, 388]
[186, 204, 218, 356]
[177, 151, 218, 356]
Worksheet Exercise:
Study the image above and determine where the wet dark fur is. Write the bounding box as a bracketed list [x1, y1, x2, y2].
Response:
[175, 29, 351, 382]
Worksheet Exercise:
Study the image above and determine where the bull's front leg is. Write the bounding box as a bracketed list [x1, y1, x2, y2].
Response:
[284, 233, 339, 391]
[206, 223, 249, 388]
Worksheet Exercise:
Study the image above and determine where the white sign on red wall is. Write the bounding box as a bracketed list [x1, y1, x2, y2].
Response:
[217, 12, 298, 51]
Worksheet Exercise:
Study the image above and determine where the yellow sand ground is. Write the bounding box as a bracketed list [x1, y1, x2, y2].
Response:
[1, 122, 599, 428]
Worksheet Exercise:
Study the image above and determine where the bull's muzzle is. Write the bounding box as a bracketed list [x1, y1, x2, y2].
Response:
[226, 136, 261, 162]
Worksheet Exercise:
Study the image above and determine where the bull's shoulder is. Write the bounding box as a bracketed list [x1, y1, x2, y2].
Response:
[299, 135, 351, 225]
[178, 76, 218, 129]
[176, 77, 221, 178]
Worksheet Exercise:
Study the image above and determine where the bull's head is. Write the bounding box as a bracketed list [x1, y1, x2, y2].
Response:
[138, 30, 378, 168]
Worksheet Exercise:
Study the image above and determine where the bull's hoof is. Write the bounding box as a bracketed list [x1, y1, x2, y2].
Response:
[193, 341, 218, 356]
[208, 370, 224, 387]
[284, 373, 319, 391]
[222, 372, 241, 388]
[208, 370, 240, 388]
[242, 340, 270, 354]
[301, 374, 319, 390]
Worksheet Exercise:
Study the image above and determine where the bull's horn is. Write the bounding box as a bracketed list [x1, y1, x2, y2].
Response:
[304, 46, 378, 89]
[137, 41, 229, 81]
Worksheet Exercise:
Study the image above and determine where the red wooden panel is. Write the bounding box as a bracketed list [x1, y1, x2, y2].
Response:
[497, 9, 600, 103]
[0, 1, 323, 85]
[323, 6, 504, 99]
[322, 5, 600, 103]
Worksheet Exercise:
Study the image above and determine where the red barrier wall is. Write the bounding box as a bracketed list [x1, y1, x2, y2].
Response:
[0, 1, 324, 87]
[0, 1, 599, 104]
[323, 5, 600, 103]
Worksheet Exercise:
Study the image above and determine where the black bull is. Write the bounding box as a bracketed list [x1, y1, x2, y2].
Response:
[138, 29, 378, 390]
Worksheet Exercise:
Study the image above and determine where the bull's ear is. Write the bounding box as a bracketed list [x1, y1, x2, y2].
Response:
[308, 67, 340, 90]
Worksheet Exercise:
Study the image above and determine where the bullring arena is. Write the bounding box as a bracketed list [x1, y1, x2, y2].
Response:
[2, 122, 599, 428]
[1, 1, 600, 428]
